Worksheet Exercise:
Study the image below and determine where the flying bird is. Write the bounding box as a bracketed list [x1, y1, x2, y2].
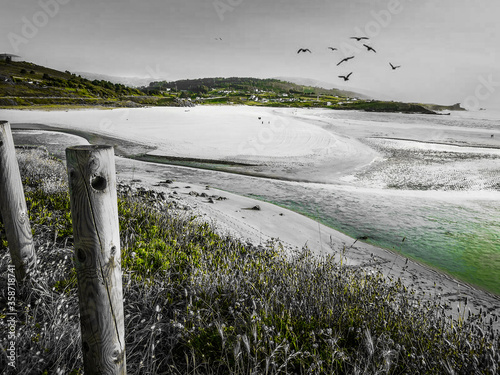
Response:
[338, 72, 353, 81]
[351, 36, 369, 41]
[297, 48, 312, 53]
[389, 62, 401, 70]
[336, 56, 354, 66]
[363, 44, 376, 53]
[328, 47, 338, 51]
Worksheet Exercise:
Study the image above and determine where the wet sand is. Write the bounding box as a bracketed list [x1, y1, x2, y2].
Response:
[2, 106, 500, 330]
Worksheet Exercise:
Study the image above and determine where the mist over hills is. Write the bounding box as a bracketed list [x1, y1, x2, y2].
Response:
[74, 71, 368, 99]
[74, 72, 158, 88]
[275, 77, 379, 100]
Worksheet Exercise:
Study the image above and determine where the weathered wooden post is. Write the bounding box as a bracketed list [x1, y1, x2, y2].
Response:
[0, 120, 37, 283]
[66, 145, 126, 374]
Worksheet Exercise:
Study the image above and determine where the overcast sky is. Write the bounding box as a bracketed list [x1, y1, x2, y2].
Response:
[1, 0, 499, 108]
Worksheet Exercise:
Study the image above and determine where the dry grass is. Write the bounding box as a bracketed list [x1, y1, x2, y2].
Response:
[0, 148, 499, 374]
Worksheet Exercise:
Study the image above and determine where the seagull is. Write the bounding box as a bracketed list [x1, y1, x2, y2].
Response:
[338, 72, 353, 81]
[363, 44, 376, 53]
[328, 47, 338, 51]
[389, 62, 401, 70]
[297, 48, 312, 53]
[336, 56, 354, 66]
[351, 36, 369, 41]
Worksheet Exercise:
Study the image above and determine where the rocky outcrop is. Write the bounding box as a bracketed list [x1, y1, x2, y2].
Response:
[174, 98, 195, 107]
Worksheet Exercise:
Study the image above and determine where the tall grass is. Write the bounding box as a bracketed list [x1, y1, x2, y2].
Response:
[0, 148, 498, 374]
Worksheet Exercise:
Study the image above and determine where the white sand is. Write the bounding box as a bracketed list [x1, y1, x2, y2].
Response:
[1, 107, 341, 158]
[1, 107, 379, 183]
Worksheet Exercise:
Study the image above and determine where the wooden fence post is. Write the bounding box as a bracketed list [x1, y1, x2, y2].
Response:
[0, 120, 37, 283]
[66, 145, 126, 374]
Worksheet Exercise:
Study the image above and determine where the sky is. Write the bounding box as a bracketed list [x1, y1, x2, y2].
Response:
[1, 0, 499, 108]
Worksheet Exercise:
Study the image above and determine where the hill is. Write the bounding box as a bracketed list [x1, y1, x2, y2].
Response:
[0, 60, 145, 107]
[1, 60, 463, 114]
[279, 76, 465, 112]
[145, 76, 365, 98]
[275, 76, 375, 99]
[142, 77, 446, 114]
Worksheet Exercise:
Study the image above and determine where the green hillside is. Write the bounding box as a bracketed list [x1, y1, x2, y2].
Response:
[145, 77, 364, 98]
[1, 60, 463, 114]
[0, 60, 145, 107]
[144, 77, 461, 114]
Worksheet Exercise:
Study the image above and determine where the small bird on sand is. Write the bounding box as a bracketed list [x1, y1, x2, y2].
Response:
[339, 72, 352, 81]
[337, 56, 355, 66]
[351, 36, 369, 41]
[328, 47, 338, 51]
[363, 44, 376, 53]
[389, 62, 401, 70]
[297, 48, 312, 53]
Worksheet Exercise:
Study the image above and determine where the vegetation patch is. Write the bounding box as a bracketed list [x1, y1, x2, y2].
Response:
[1, 60, 463, 113]
[0, 143, 498, 375]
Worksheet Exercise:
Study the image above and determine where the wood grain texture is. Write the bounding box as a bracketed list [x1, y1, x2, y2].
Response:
[0, 121, 36, 283]
[66, 145, 126, 374]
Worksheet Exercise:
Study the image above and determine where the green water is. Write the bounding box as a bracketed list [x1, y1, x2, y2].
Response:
[154, 163, 500, 295]
[246, 187, 500, 295]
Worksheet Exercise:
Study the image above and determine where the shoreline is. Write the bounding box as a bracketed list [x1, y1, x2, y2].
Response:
[4, 109, 500, 331]
[116, 162, 500, 331]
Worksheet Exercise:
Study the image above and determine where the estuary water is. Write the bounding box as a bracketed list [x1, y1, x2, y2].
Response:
[137, 156, 500, 295]
[137, 109, 500, 294]
[5, 107, 500, 294]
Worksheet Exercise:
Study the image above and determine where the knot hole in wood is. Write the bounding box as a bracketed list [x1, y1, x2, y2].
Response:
[91, 175, 107, 191]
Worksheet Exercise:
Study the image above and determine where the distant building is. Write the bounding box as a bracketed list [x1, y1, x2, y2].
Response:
[0, 74, 13, 83]
[0, 53, 20, 62]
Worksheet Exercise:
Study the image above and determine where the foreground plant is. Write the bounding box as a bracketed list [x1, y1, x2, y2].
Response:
[0, 148, 498, 374]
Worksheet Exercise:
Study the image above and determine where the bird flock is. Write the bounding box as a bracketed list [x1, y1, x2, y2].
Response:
[297, 36, 401, 82]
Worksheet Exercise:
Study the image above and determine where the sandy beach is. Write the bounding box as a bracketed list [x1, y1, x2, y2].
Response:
[115, 161, 500, 329]
[2, 106, 500, 330]
[1, 106, 380, 183]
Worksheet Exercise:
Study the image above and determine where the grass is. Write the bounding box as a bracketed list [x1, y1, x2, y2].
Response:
[0, 60, 145, 109]
[0, 148, 499, 374]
